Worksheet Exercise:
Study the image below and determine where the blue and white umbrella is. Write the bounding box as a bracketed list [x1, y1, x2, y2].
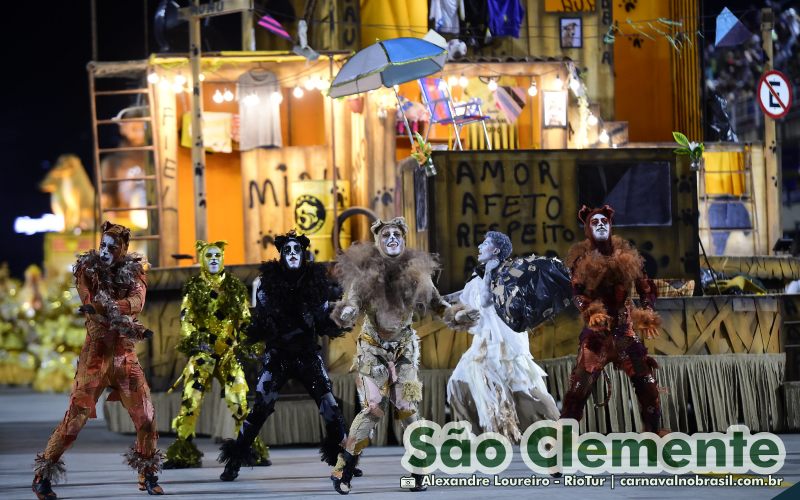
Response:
[328, 37, 447, 99]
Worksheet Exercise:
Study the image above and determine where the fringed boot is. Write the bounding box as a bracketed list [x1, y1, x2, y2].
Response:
[124, 447, 165, 495]
[32, 454, 65, 500]
[218, 438, 258, 482]
[330, 450, 360, 495]
[163, 437, 203, 469]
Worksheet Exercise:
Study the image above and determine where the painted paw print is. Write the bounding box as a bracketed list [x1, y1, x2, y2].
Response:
[676, 174, 692, 193]
[630, 240, 670, 277]
[678, 208, 695, 226]
[618, 0, 637, 13]
[630, 34, 644, 48]
[258, 230, 276, 250]
[372, 187, 394, 208]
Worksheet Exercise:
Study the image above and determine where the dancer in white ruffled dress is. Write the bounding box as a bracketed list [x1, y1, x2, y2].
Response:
[447, 231, 559, 442]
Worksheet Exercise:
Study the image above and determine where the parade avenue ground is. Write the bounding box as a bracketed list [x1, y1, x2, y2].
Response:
[0, 388, 797, 499]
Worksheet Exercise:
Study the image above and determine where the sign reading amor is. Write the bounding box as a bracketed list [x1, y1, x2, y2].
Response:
[427, 150, 698, 293]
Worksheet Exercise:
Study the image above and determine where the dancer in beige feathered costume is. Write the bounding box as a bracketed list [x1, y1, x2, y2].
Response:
[329, 217, 479, 495]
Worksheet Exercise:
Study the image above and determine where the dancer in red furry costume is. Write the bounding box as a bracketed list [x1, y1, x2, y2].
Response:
[560, 205, 664, 433]
[32, 222, 163, 499]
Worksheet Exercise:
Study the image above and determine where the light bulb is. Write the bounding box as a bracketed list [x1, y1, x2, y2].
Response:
[271, 91, 284, 104]
[315, 78, 329, 91]
[599, 129, 610, 144]
[587, 113, 598, 126]
[174, 74, 186, 86]
[198, 73, 206, 82]
[437, 80, 448, 91]
[570, 77, 581, 92]
[223, 88, 234, 101]
[527, 82, 538, 96]
[243, 93, 260, 106]
[448, 76, 459, 87]
[459, 75, 469, 88]
[488, 79, 498, 91]
[293, 86, 304, 98]
[212, 89, 224, 103]
[147, 72, 159, 84]
[393, 84, 400, 92]
[304, 78, 317, 91]
[172, 81, 184, 93]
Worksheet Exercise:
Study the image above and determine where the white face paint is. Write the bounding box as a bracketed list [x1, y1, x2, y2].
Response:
[477, 237, 499, 263]
[283, 240, 303, 270]
[204, 245, 223, 274]
[590, 213, 611, 242]
[380, 226, 405, 257]
[98, 234, 118, 265]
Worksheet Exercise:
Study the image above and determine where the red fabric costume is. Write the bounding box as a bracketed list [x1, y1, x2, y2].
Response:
[33, 222, 163, 497]
[560, 205, 663, 432]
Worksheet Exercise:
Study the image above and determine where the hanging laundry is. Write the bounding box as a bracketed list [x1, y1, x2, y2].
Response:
[237, 70, 283, 150]
[462, 0, 489, 46]
[430, 0, 465, 35]
[180, 112, 234, 153]
[487, 0, 525, 38]
[494, 85, 526, 123]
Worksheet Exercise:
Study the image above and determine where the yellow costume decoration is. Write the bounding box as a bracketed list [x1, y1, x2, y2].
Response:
[164, 241, 269, 468]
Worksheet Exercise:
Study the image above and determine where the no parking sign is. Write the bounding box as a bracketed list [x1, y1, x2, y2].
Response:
[758, 69, 793, 119]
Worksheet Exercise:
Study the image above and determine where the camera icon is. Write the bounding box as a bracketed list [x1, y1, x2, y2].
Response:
[400, 476, 417, 489]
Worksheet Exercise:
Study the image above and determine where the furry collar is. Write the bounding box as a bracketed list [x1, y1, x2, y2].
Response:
[256, 260, 333, 311]
[566, 235, 643, 292]
[333, 242, 440, 315]
[74, 250, 146, 299]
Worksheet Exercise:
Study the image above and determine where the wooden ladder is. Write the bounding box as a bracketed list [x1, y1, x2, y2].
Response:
[88, 64, 163, 264]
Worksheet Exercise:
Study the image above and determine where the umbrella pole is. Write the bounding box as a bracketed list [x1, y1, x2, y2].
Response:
[394, 88, 415, 146]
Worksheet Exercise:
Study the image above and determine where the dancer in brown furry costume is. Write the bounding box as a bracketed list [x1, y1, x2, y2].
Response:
[560, 205, 664, 433]
[32, 222, 164, 499]
[329, 217, 479, 495]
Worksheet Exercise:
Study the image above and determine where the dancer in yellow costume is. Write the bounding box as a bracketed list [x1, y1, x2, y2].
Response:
[163, 241, 270, 468]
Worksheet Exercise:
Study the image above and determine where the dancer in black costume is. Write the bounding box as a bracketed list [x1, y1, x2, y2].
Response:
[218, 230, 349, 481]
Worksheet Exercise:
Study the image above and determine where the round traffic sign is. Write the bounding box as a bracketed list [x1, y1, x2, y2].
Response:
[758, 70, 793, 119]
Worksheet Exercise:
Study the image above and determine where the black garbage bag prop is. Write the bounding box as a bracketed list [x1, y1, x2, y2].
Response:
[492, 254, 574, 332]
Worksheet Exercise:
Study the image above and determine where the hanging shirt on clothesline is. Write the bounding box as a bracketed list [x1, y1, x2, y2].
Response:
[430, 0, 465, 35]
[487, 0, 525, 38]
[237, 70, 283, 150]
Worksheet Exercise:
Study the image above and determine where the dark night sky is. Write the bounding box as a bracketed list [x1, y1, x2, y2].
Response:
[0, 1, 241, 279]
[0, 0, 773, 279]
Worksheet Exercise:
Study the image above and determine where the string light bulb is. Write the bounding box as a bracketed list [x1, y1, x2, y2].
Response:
[448, 75, 459, 87]
[172, 81, 184, 93]
[487, 79, 498, 91]
[315, 78, 330, 91]
[293, 86, 304, 98]
[147, 72, 159, 84]
[304, 78, 317, 91]
[223, 88, 234, 101]
[174, 73, 186, 86]
[242, 93, 260, 106]
[587, 113, 598, 126]
[459, 75, 469, 88]
[569, 77, 581, 93]
[271, 91, 284, 104]
[599, 129, 610, 144]
[198, 73, 206, 82]
[527, 81, 538, 96]
[212, 89, 224, 104]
